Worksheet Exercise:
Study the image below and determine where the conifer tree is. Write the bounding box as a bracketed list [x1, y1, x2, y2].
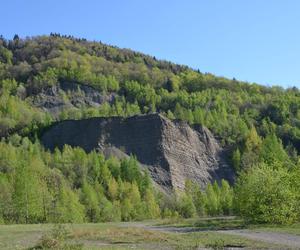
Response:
[143, 188, 160, 219]
[232, 148, 241, 171]
[80, 182, 100, 222]
[205, 183, 219, 216]
[259, 134, 290, 168]
[219, 180, 233, 215]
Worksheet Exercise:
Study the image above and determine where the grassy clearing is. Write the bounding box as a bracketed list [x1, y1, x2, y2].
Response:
[0, 224, 52, 250]
[0, 221, 286, 249]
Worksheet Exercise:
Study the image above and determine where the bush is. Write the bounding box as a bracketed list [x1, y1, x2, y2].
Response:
[32, 224, 83, 250]
[234, 164, 298, 224]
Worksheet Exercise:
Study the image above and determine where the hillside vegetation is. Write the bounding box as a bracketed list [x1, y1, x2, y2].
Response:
[0, 34, 300, 224]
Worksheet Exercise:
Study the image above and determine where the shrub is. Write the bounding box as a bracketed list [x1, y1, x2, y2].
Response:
[234, 164, 298, 224]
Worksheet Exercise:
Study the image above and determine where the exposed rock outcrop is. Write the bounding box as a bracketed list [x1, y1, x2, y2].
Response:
[31, 82, 115, 118]
[41, 114, 234, 191]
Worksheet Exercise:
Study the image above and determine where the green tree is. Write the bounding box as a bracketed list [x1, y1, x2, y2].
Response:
[235, 164, 298, 224]
[205, 183, 219, 216]
[241, 126, 262, 169]
[259, 134, 290, 168]
[107, 178, 119, 201]
[232, 148, 241, 171]
[143, 188, 160, 219]
[99, 197, 121, 222]
[55, 185, 85, 223]
[12, 159, 44, 223]
[120, 157, 141, 184]
[219, 180, 233, 215]
[178, 193, 196, 218]
[80, 182, 100, 222]
[184, 179, 206, 216]
[0, 174, 13, 223]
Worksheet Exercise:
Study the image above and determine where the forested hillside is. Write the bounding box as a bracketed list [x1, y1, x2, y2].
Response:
[0, 34, 300, 224]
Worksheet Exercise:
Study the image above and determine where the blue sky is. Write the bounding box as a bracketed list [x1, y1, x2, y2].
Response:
[1, 0, 300, 88]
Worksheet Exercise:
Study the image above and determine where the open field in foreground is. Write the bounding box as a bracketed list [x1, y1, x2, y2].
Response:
[1, 218, 300, 249]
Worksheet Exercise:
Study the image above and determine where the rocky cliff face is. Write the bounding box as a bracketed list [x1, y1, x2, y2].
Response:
[41, 114, 234, 191]
[31, 82, 115, 118]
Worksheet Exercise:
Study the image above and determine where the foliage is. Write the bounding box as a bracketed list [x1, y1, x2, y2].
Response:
[234, 164, 299, 224]
[0, 139, 160, 223]
[0, 34, 300, 225]
[173, 179, 234, 218]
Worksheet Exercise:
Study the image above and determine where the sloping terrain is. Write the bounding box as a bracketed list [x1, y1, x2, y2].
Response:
[41, 113, 234, 191]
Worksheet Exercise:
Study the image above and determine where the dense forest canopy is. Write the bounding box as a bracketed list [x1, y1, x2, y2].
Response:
[0, 34, 300, 224]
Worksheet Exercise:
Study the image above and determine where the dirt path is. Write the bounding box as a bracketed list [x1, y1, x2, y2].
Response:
[127, 223, 300, 248]
[218, 230, 300, 249]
